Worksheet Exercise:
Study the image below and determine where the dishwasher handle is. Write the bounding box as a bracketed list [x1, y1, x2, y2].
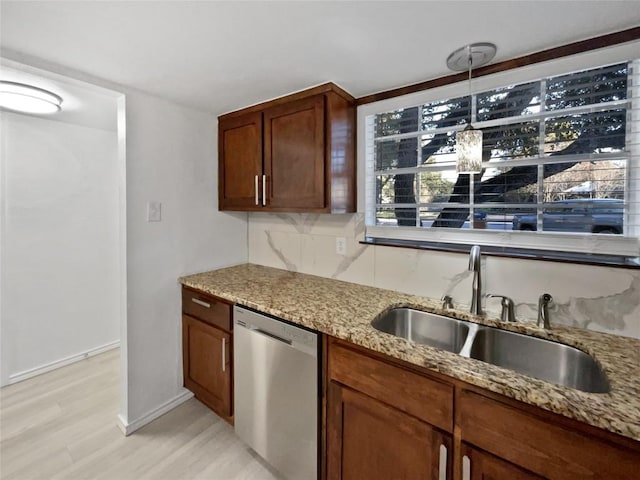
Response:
[234, 307, 318, 358]
[252, 327, 292, 345]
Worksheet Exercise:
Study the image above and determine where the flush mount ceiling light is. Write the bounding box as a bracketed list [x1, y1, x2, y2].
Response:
[0, 81, 63, 114]
[447, 42, 496, 174]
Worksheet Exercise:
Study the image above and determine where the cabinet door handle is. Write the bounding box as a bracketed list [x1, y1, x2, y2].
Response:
[262, 174, 267, 206]
[222, 337, 226, 372]
[462, 455, 471, 480]
[191, 298, 211, 309]
[438, 444, 447, 480]
[255, 175, 259, 205]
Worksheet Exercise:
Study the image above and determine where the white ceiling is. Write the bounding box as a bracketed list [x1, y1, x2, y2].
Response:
[1, 1, 639, 116]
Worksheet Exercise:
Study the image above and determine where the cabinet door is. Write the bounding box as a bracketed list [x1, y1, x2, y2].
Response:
[461, 444, 544, 480]
[264, 95, 325, 210]
[219, 111, 263, 210]
[327, 381, 451, 480]
[182, 315, 232, 419]
[458, 389, 640, 479]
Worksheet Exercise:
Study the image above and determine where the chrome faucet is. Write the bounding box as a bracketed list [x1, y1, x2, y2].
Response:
[486, 294, 516, 322]
[469, 245, 483, 315]
[537, 293, 553, 329]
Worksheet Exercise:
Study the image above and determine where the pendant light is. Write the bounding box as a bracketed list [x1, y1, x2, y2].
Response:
[0, 81, 63, 114]
[446, 43, 496, 174]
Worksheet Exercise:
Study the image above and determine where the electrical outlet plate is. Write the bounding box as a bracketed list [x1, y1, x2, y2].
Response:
[147, 201, 162, 222]
[335, 237, 347, 256]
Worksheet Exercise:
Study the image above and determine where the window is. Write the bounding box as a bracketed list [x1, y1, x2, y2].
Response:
[362, 46, 640, 257]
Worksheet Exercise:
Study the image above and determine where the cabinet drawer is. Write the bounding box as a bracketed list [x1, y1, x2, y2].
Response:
[459, 389, 640, 480]
[328, 340, 453, 432]
[182, 287, 231, 332]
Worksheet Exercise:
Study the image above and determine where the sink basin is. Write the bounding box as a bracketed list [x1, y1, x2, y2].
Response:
[372, 308, 610, 393]
[468, 326, 610, 393]
[371, 308, 470, 353]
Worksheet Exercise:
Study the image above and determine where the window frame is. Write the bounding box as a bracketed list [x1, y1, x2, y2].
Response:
[357, 41, 640, 257]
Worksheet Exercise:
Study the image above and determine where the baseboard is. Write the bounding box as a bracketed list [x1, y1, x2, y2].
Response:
[7, 340, 120, 385]
[116, 389, 194, 436]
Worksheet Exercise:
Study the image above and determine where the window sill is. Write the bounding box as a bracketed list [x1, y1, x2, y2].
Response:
[361, 237, 640, 269]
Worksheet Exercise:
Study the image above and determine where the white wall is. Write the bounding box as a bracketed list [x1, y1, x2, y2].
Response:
[0, 54, 248, 432]
[247, 212, 640, 340]
[0, 112, 120, 385]
[123, 91, 247, 426]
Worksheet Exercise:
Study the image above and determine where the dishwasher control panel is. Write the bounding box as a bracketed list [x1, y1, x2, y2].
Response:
[234, 305, 318, 356]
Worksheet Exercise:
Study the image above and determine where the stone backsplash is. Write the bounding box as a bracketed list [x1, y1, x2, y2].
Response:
[248, 212, 640, 339]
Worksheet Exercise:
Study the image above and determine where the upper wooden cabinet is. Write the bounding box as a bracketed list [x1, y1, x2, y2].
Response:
[218, 112, 263, 209]
[218, 83, 356, 213]
[264, 95, 325, 210]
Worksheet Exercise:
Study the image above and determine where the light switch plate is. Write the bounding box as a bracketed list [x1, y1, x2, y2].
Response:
[335, 237, 347, 256]
[147, 201, 162, 222]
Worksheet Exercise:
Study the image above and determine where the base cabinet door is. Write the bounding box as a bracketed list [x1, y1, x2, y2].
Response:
[327, 381, 451, 480]
[182, 314, 231, 419]
[458, 389, 640, 479]
[461, 444, 544, 480]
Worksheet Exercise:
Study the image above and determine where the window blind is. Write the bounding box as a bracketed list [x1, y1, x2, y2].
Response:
[365, 56, 640, 256]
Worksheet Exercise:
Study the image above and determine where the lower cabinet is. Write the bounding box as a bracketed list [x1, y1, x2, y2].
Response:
[461, 444, 543, 480]
[181, 286, 233, 423]
[182, 314, 232, 422]
[182, 315, 231, 419]
[328, 382, 450, 480]
[325, 337, 640, 480]
[327, 338, 452, 480]
[458, 388, 640, 480]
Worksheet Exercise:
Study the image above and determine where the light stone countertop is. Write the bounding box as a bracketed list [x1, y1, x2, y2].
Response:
[179, 263, 640, 442]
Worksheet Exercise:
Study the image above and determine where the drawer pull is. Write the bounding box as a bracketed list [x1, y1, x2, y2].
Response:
[462, 455, 470, 480]
[439, 444, 447, 480]
[191, 298, 211, 309]
[222, 337, 226, 372]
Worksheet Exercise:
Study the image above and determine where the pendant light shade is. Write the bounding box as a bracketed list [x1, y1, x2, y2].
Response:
[456, 125, 483, 174]
[0, 81, 63, 114]
[447, 43, 496, 174]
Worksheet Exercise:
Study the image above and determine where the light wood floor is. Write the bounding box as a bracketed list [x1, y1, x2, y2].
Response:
[0, 349, 281, 480]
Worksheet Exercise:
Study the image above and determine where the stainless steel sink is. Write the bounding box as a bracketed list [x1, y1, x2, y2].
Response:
[372, 308, 610, 393]
[468, 326, 610, 393]
[371, 308, 470, 353]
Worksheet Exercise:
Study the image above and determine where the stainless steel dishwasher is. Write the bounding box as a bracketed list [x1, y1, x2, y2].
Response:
[233, 305, 319, 480]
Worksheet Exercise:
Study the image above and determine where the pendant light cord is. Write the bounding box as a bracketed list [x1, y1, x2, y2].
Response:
[467, 45, 473, 126]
